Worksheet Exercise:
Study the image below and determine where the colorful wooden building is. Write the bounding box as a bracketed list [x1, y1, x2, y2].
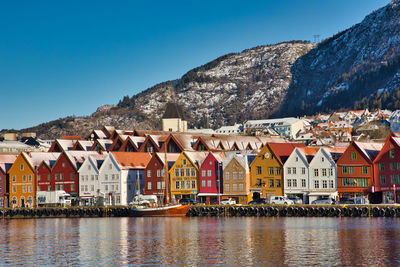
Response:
[169, 151, 207, 202]
[373, 134, 400, 203]
[249, 142, 305, 200]
[0, 154, 18, 208]
[336, 141, 383, 201]
[222, 154, 251, 205]
[9, 152, 59, 207]
[198, 152, 224, 205]
[144, 152, 180, 204]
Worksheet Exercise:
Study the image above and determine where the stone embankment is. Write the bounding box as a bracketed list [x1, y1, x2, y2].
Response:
[0, 207, 130, 219]
[187, 205, 400, 218]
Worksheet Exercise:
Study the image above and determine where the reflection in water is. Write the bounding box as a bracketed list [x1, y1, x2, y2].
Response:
[1, 217, 400, 265]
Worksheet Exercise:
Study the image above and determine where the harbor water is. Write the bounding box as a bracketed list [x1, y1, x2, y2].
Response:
[1, 217, 400, 266]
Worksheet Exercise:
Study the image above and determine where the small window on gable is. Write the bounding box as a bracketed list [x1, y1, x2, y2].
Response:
[109, 164, 112, 169]
[20, 164, 24, 171]
[351, 152, 357, 160]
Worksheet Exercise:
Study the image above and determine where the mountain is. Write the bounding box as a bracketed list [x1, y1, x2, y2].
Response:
[11, 1, 400, 139]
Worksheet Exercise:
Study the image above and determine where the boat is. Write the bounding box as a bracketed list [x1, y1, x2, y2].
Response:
[130, 204, 190, 217]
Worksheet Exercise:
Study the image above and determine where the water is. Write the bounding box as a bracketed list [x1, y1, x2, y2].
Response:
[1, 217, 400, 266]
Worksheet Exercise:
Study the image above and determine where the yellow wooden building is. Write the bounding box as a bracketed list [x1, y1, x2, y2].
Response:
[249, 142, 305, 200]
[222, 154, 251, 205]
[169, 151, 208, 202]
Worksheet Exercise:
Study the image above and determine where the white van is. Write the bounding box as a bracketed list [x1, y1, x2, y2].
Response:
[270, 196, 294, 205]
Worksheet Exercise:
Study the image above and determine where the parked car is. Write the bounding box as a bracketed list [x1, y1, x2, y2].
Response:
[248, 198, 268, 205]
[269, 196, 294, 205]
[179, 198, 197, 205]
[311, 197, 334, 205]
[220, 198, 236, 205]
[288, 196, 303, 204]
[339, 196, 369, 204]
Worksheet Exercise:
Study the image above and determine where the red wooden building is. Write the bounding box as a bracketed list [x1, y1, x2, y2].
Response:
[197, 152, 224, 205]
[373, 134, 400, 203]
[0, 154, 18, 208]
[336, 141, 383, 201]
[144, 152, 180, 204]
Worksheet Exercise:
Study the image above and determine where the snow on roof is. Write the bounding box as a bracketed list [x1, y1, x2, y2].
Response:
[23, 152, 61, 169]
[354, 141, 384, 161]
[155, 152, 181, 166]
[0, 154, 18, 173]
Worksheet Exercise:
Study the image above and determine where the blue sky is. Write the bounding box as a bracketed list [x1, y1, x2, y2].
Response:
[0, 0, 390, 130]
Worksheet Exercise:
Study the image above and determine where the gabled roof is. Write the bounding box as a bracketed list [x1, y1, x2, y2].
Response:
[72, 140, 94, 151]
[353, 141, 383, 162]
[22, 152, 61, 171]
[296, 147, 319, 163]
[183, 151, 209, 168]
[154, 152, 181, 167]
[63, 151, 102, 170]
[222, 154, 250, 173]
[0, 154, 18, 173]
[111, 152, 152, 170]
[268, 142, 306, 164]
[48, 139, 77, 152]
[90, 139, 113, 151]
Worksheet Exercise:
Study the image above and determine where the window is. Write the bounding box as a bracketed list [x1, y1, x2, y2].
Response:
[20, 164, 24, 171]
[288, 168, 292, 174]
[276, 167, 281, 175]
[314, 180, 319, 189]
[239, 172, 243, 180]
[162, 181, 165, 189]
[295, 157, 298, 162]
[342, 166, 348, 174]
[157, 170, 161, 177]
[182, 159, 187, 165]
[233, 172, 237, 180]
[71, 184, 75, 191]
[322, 180, 327, 189]
[109, 164, 112, 170]
[37, 175, 41, 181]
[70, 173, 74, 180]
[181, 181, 185, 189]
[12, 186, 16, 193]
[269, 179, 274, 187]
[28, 186, 32, 193]
[314, 169, 319, 177]
[321, 157, 325, 162]
[351, 152, 357, 160]
[148, 182, 152, 190]
[380, 175, 386, 185]
[157, 182, 161, 189]
[225, 184, 230, 192]
[105, 174, 108, 181]
[81, 185, 84, 192]
[180, 169, 184, 176]
[348, 167, 354, 174]
[202, 180, 206, 187]
[62, 162, 66, 168]
[175, 169, 179, 177]
[147, 170, 151, 178]
[357, 178, 368, 187]
[207, 170, 212, 177]
[22, 175, 26, 182]
[186, 168, 190, 176]
[379, 163, 385, 172]
[329, 180, 334, 188]
[362, 166, 368, 175]
[60, 184, 64, 190]
[201, 170, 206, 177]
[175, 181, 180, 189]
[391, 162, 395, 171]
[91, 175, 94, 181]
[191, 181, 195, 189]
[292, 168, 296, 175]
[207, 180, 212, 187]
[256, 166, 262, 175]
[268, 167, 274, 175]
[232, 184, 237, 192]
[225, 172, 230, 180]
[329, 168, 333, 176]
[239, 183, 244, 191]
[301, 179, 306, 188]
[391, 174, 396, 184]
[302, 167, 306, 175]
[322, 169, 327, 176]
[22, 186, 27, 193]
[47, 185, 51, 191]
[390, 150, 395, 159]
[288, 179, 292, 187]
[191, 168, 195, 176]
[12, 175, 16, 182]
[292, 179, 297, 187]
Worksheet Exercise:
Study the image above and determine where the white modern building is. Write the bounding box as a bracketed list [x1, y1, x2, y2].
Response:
[244, 117, 304, 139]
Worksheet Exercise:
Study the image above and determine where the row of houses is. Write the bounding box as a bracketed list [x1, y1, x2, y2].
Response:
[3, 130, 400, 207]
